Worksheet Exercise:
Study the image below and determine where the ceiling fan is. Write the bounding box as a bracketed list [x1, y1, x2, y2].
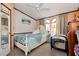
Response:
[26, 3, 50, 11]
[34, 3, 43, 10]
[35, 3, 50, 11]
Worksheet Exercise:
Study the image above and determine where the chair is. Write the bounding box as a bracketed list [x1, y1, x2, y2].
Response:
[50, 34, 68, 54]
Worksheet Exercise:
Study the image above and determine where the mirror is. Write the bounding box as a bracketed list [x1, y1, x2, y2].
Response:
[1, 15, 9, 49]
[0, 4, 10, 49]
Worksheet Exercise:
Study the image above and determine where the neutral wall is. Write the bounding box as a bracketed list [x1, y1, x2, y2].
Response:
[14, 10, 36, 33]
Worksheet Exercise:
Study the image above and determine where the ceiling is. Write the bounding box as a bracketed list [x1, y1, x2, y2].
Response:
[14, 3, 79, 20]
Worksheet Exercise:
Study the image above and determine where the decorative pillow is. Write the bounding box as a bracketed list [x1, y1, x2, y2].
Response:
[32, 29, 40, 34]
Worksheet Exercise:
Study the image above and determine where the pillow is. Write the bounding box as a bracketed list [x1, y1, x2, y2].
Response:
[32, 29, 40, 34]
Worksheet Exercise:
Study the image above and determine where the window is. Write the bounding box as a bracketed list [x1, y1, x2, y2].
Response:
[51, 18, 56, 36]
[45, 18, 57, 36]
[45, 19, 50, 32]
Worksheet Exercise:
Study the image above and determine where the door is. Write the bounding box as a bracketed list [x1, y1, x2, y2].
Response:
[45, 18, 57, 36]
[0, 3, 10, 56]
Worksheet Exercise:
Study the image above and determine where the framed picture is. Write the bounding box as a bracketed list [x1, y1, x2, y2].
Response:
[22, 18, 31, 24]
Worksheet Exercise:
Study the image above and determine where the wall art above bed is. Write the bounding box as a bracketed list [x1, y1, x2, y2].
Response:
[22, 18, 31, 24]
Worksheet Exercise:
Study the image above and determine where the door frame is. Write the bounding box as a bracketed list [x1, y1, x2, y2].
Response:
[1, 3, 11, 50]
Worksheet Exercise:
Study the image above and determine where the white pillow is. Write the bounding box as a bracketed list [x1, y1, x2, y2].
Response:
[32, 29, 40, 34]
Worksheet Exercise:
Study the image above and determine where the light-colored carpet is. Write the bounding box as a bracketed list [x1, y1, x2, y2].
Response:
[8, 43, 67, 56]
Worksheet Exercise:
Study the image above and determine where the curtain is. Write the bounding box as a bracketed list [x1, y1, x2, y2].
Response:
[57, 14, 68, 35]
[55, 16, 61, 35]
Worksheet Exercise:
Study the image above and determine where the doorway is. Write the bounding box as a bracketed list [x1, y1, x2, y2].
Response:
[45, 18, 57, 36]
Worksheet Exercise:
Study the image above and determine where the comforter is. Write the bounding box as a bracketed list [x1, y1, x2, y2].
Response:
[14, 33, 42, 51]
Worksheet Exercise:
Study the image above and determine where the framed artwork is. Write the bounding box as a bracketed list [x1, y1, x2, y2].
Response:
[22, 18, 31, 24]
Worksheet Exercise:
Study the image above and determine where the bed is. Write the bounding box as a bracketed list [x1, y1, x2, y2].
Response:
[14, 25, 47, 55]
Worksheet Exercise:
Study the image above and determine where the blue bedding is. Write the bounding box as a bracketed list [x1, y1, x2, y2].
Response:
[14, 33, 42, 51]
[27, 33, 42, 50]
[14, 34, 26, 45]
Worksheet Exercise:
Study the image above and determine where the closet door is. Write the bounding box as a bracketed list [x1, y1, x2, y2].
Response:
[0, 3, 10, 56]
